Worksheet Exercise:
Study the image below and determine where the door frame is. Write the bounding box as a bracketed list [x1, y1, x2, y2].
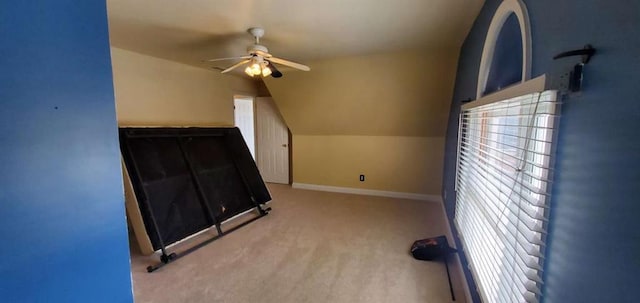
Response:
[233, 95, 256, 159]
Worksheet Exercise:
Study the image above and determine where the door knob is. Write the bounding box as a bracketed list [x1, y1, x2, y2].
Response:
[282, 144, 287, 147]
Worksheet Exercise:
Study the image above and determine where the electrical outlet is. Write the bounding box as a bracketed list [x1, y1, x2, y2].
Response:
[359, 174, 365, 182]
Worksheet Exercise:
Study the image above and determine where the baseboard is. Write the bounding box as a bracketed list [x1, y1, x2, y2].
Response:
[437, 196, 473, 302]
[291, 182, 440, 202]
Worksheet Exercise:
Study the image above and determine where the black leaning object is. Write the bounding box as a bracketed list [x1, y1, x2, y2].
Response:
[120, 127, 272, 272]
[411, 235, 458, 301]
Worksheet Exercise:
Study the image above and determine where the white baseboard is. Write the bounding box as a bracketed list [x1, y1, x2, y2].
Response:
[291, 182, 441, 202]
[437, 196, 473, 302]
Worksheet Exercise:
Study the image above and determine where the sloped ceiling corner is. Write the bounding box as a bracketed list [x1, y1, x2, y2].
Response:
[264, 49, 460, 137]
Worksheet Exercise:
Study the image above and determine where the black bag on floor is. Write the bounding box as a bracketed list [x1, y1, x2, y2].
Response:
[410, 235, 457, 261]
[410, 235, 459, 300]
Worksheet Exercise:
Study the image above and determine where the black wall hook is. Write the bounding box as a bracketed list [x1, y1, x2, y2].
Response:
[553, 44, 596, 64]
[553, 45, 596, 93]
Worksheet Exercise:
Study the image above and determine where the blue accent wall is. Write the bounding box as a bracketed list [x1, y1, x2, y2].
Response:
[0, 1, 133, 302]
[443, 0, 640, 302]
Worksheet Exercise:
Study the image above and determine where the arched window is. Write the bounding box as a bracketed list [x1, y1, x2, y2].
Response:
[477, 0, 532, 98]
[456, 1, 560, 302]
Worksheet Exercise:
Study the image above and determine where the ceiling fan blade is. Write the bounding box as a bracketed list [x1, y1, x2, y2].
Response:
[221, 59, 250, 74]
[268, 56, 310, 71]
[204, 55, 251, 62]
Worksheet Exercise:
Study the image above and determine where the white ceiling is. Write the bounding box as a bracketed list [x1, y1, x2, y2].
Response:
[107, 0, 484, 70]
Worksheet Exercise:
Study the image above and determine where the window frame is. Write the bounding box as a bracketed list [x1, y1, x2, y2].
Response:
[455, 85, 559, 302]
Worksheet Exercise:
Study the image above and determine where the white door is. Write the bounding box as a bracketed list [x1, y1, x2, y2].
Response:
[234, 96, 255, 159]
[256, 97, 289, 184]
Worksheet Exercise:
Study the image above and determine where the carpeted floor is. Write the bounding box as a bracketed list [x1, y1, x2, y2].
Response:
[129, 184, 467, 302]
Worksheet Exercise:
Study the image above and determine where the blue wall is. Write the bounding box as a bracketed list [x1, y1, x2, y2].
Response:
[443, 0, 640, 302]
[0, 1, 133, 302]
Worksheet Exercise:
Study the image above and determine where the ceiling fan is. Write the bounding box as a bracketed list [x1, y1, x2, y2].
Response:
[205, 27, 310, 78]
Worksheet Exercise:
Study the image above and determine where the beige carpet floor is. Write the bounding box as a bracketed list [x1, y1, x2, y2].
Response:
[129, 184, 467, 303]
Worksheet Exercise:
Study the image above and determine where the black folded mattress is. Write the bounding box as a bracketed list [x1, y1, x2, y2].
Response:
[119, 127, 271, 250]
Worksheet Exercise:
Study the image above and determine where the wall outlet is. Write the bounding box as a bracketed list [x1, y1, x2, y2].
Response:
[359, 174, 365, 182]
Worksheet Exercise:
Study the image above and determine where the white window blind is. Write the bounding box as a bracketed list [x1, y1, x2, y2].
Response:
[455, 90, 559, 303]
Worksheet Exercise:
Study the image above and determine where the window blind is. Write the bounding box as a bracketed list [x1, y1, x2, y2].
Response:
[455, 90, 559, 303]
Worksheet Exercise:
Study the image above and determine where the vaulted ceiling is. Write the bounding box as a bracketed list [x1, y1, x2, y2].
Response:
[107, 0, 484, 69]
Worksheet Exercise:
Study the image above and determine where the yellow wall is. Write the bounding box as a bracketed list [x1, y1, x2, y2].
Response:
[111, 47, 257, 126]
[293, 135, 445, 194]
[264, 50, 459, 195]
[256, 80, 272, 97]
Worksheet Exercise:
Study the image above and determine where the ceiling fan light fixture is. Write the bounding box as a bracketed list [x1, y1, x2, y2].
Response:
[250, 63, 262, 75]
[260, 62, 272, 77]
[262, 66, 272, 77]
[244, 60, 272, 77]
[244, 66, 254, 77]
